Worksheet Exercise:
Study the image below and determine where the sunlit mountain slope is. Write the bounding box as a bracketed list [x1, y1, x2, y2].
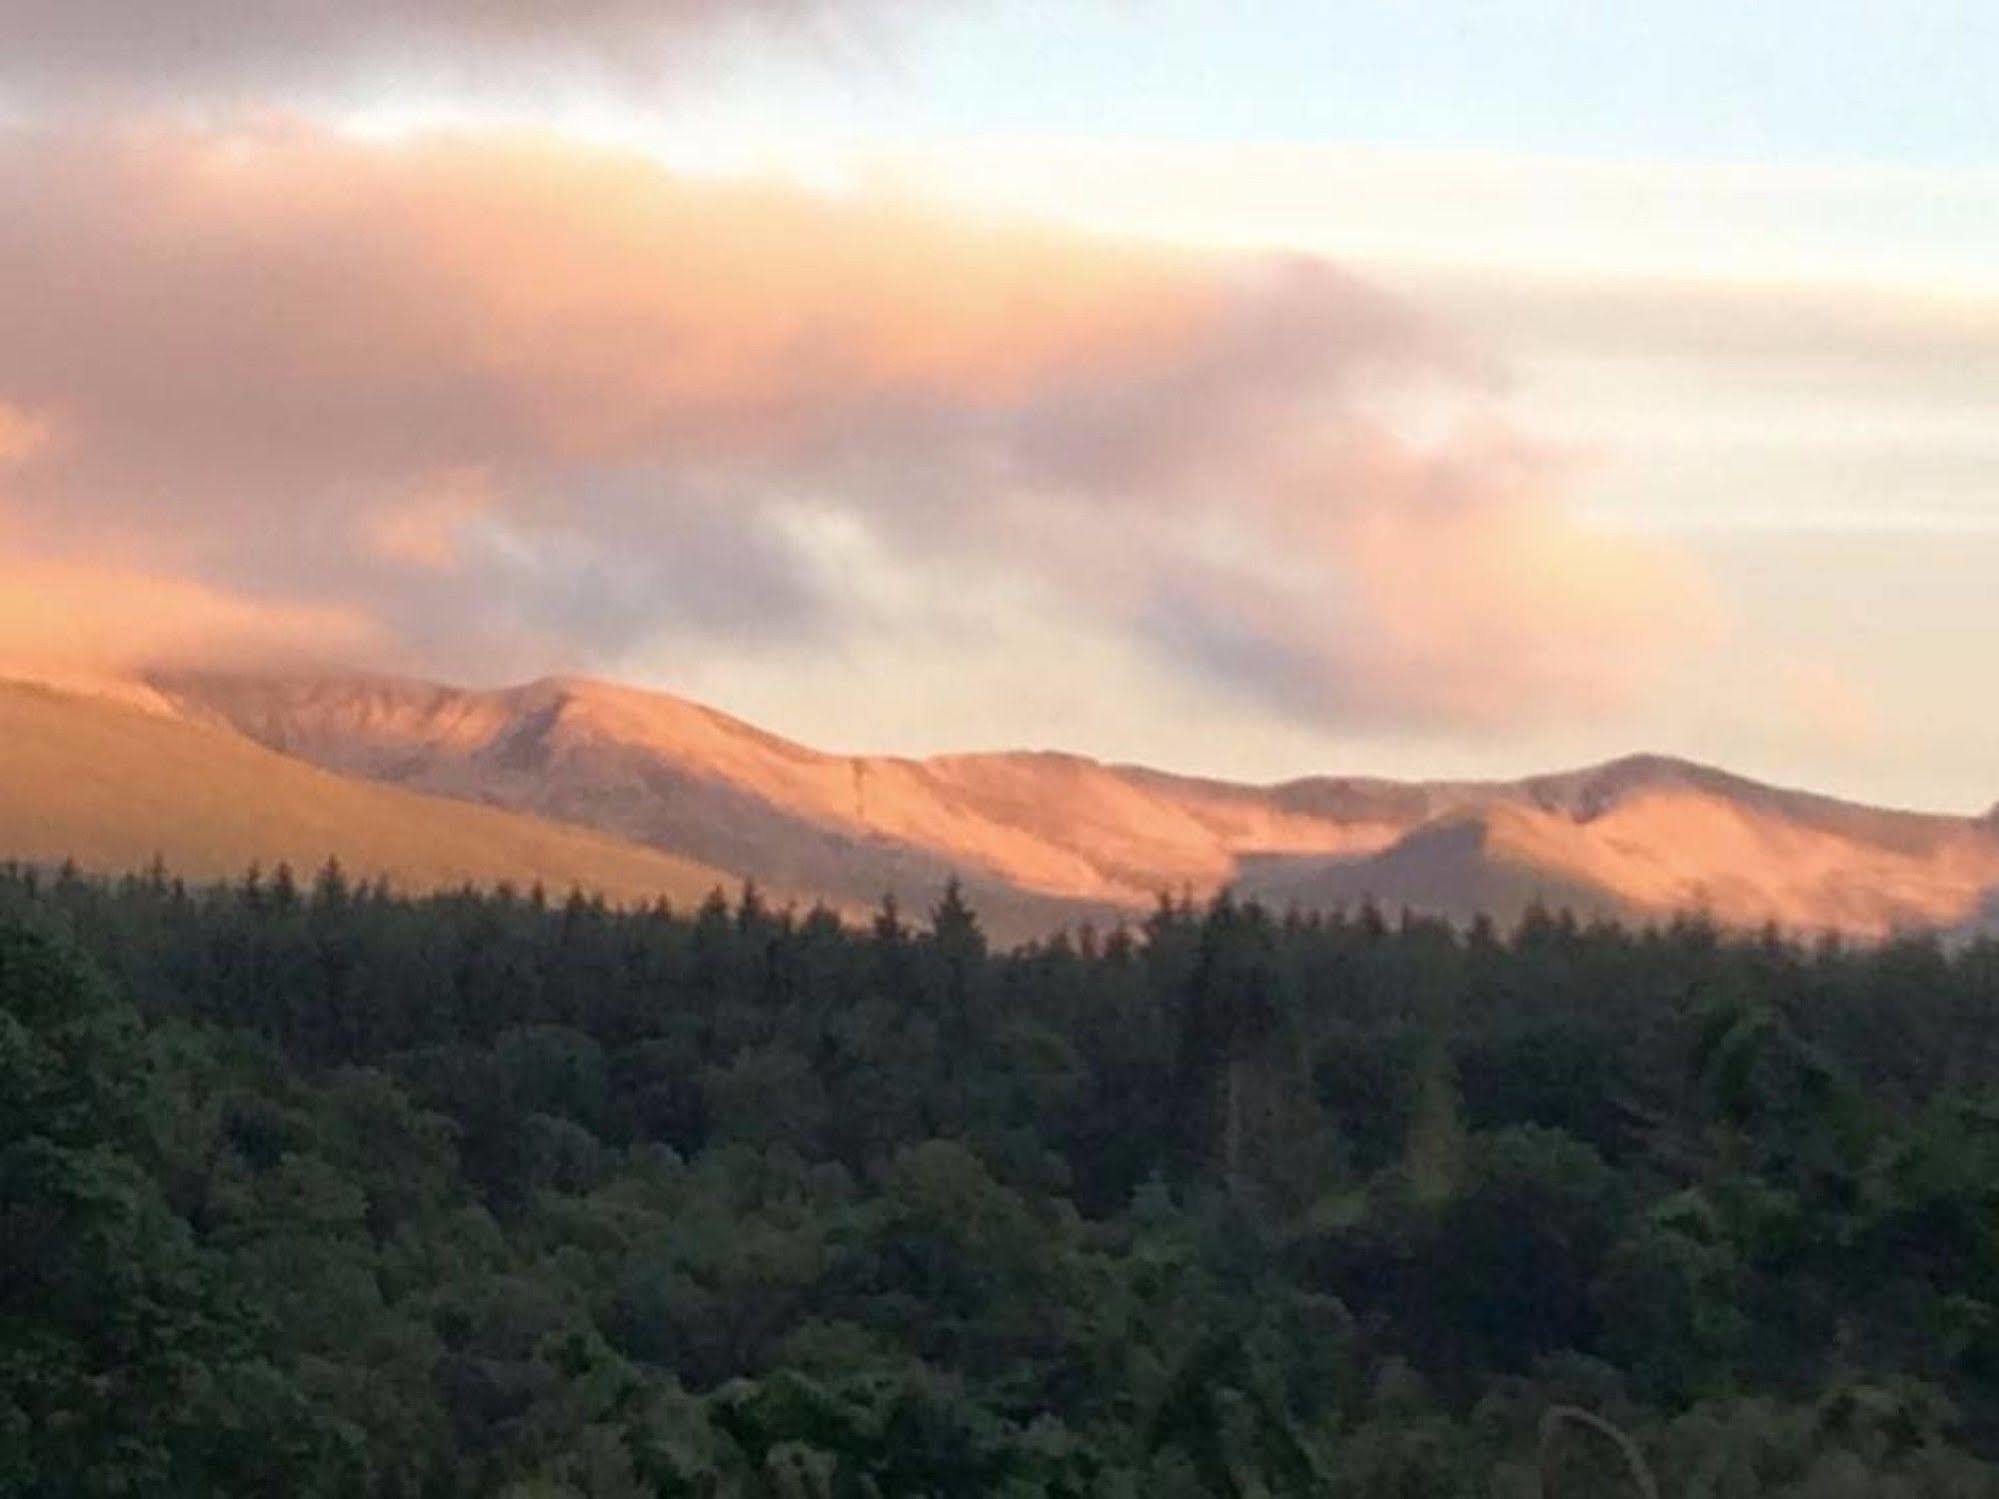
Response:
[0, 680, 750, 909]
[149, 671, 1999, 939]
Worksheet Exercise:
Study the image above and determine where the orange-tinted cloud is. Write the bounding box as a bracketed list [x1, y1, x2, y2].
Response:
[0, 557, 380, 674]
[0, 403, 55, 466]
[0, 121, 1705, 730]
[1136, 426, 1709, 730]
[363, 468, 499, 572]
[1305, 429, 1709, 725]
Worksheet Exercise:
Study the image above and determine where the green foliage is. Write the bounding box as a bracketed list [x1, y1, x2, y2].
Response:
[0, 920, 360, 1495]
[8, 862, 1999, 1493]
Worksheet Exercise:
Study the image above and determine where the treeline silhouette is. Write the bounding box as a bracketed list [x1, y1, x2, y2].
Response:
[8, 858, 1999, 1495]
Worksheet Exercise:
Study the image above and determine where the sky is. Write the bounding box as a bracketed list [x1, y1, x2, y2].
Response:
[0, 1, 1994, 812]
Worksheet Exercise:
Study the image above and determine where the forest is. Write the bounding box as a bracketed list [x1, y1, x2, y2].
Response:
[8, 859, 1999, 1496]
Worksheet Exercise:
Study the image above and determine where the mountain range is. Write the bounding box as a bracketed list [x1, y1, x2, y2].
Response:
[3, 666, 1995, 944]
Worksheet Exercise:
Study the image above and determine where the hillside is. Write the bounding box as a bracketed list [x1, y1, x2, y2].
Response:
[0, 680, 750, 908]
[150, 670, 1999, 938]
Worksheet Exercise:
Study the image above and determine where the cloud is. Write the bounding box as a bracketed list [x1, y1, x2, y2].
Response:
[861, 138, 1999, 296]
[0, 403, 54, 465]
[1135, 425, 1710, 730]
[0, 0, 917, 108]
[0, 121, 1704, 730]
[362, 468, 496, 572]
[0, 557, 380, 674]
[1777, 662, 1882, 753]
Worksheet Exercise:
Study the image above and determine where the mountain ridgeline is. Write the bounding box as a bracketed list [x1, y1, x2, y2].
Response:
[146, 669, 1999, 940]
[2, 667, 1997, 941]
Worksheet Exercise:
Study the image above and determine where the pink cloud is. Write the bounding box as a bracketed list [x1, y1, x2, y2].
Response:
[0, 403, 56, 466]
[363, 468, 500, 572]
[0, 121, 1707, 730]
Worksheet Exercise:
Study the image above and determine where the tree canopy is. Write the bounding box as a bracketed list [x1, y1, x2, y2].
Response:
[6, 861, 1999, 1495]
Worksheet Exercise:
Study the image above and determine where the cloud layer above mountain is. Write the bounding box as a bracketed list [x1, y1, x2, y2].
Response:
[0, 121, 1704, 729]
